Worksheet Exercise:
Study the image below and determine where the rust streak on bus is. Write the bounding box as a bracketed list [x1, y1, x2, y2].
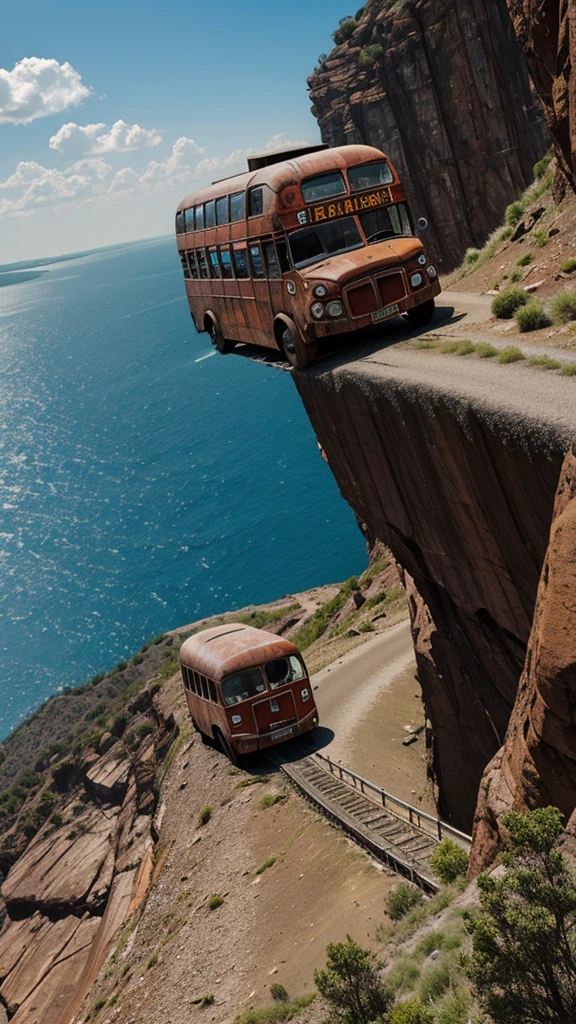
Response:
[175, 143, 441, 369]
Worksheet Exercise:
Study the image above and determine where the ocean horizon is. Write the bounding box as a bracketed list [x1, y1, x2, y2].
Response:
[0, 235, 366, 741]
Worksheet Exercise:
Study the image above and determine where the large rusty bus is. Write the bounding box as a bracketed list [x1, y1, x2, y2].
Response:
[175, 143, 441, 369]
[179, 623, 318, 762]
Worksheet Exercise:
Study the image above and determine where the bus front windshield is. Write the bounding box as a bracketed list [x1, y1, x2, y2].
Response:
[222, 668, 266, 706]
[288, 203, 412, 268]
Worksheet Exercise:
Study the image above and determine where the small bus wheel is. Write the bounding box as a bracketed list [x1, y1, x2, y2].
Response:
[208, 318, 233, 355]
[214, 728, 238, 765]
[281, 325, 317, 371]
[404, 298, 435, 328]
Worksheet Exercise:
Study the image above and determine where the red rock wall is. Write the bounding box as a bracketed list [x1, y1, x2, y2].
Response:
[506, 0, 575, 196]
[294, 363, 567, 831]
[308, 0, 548, 270]
[470, 441, 576, 872]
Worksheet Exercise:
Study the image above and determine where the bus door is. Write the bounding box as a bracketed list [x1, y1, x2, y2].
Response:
[262, 240, 285, 323]
[247, 242, 273, 348]
[232, 243, 259, 345]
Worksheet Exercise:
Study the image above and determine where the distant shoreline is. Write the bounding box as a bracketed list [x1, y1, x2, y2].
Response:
[0, 233, 172, 275]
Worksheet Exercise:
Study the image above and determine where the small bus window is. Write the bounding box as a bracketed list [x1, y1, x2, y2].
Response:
[216, 196, 228, 224]
[220, 247, 233, 279]
[230, 192, 245, 221]
[222, 668, 266, 706]
[197, 249, 209, 278]
[265, 655, 306, 689]
[209, 250, 221, 278]
[176, 211, 185, 234]
[248, 187, 264, 217]
[188, 251, 199, 279]
[349, 160, 394, 191]
[263, 242, 280, 278]
[208, 679, 217, 702]
[180, 253, 190, 279]
[193, 671, 201, 694]
[276, 239, 290, 273]
[233, 248, 249, 279]
[199, 676, 208, 699]
[359, 202, 411, 243]
[301, 170, 346, 204]
[184, 208, 195, 233]
[205, 201, 216, 228]
[196, 205, 205, 230]
[249, 244, 265, 278]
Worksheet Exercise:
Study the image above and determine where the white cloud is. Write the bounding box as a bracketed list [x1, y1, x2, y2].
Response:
[0, 57, 90, 124]
[219, 133, 313, 177]
[49, 119, 162, 156]
[264, 132, 311, 152]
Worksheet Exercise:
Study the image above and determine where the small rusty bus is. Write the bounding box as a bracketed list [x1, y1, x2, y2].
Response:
[175, 142, 441, 369]
[179, 623, 318, 761]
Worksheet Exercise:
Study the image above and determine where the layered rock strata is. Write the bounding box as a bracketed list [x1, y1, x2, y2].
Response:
[308, 0, 548, 269]
[294, 347, 575, 830]
[506, 0, 575, 196]
[470, 441, 576, 872]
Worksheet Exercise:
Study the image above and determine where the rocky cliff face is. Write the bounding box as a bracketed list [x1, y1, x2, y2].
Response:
[308, 0, 548, 270]
[506, 0, 575, 197]
[470, 441, 576, 872]
[294, 349, 575, 831]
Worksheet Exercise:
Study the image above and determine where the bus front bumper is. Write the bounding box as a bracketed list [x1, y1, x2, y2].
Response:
[304, 278, 441, 341]
[231, 708, 319, 755]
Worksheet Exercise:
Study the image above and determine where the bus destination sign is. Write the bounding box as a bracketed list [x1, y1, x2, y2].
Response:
[307, 186, 394, 225]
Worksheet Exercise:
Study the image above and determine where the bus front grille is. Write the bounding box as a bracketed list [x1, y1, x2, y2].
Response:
[347, 282, 378, 317]
[346, 272, 406, 319]
[377, 273, 406, 307]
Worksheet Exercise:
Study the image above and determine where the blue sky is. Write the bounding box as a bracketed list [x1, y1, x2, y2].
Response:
[1, 0, 351, 261]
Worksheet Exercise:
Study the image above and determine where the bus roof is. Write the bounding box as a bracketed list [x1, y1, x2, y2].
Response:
[179, 623, 302, 681]
[176, 144, 386, 212]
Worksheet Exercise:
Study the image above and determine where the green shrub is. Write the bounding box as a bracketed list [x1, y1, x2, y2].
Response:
[429, 839, 469, 883]
[208, 893, 224, 910]
[551, 289, 576, 323]
[498, 345, 525, 362]
[359, 44, 383, 67]
[465, 249, 480, 264]
[505, 201, 524, 226]
[94, 997, 107, 1011]
[510, 270, 522, 283]
[416, 931, 446, 957]
[418, 963, 451, 1003]
[255, 855, 277, 875]
[561, 363, 576, 376]
[529, 354, 561, 370]
[516, 252, 533, 267]
[532, 229, 548, 248]
[414, 340, 436, 349]
[315, 936, 392, 1023]
[270, 983, 289, 1003]
[491, 289, 528, 319]
[260, 793, 285, 809]
[198, 804, 212, 826]
[135, 721, 155, 740]
[434, 991, 472, 1024]
[386, 883, 424, 921]
[475, 342, 498, 358]
[201, 994, 215, 1006]
[561, 257, 576, 274]
[440, 340, 475, 355]
[386, 958, 421, 993]
[389, 999, 434, 1024]
[332, 17, 356, 44]
[515, 303, 551, 332]
[234, 994, 315, 1024]
[291, 576, 359, 650]
[533, 151, 552, 179]
[236, 775, 270, 788]
[146, 952, 158, 969]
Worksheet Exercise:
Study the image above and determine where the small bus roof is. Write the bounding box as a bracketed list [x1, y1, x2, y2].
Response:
[176, 144, 386, 213]
[179, 623, 303, 681]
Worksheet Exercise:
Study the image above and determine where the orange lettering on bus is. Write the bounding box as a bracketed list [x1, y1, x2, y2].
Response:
[344, 199, 354, 214]
[327, 204, 336, 219]
[314, 206, 327, 221]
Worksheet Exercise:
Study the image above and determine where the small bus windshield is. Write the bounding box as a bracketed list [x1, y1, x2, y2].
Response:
[348, 161, 393, 191]
[289, 203, 412, 268]
[222, 668, 266, 706]
[265, 655, 306, 689]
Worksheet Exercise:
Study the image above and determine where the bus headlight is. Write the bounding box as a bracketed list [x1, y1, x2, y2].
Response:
[410, 272, 423, 288]
[231, 714, 242, 725]
[301, 687, 310, 701]
[313, 284, 328, 298]
[417, 254, 427, 266]
[326, 300, 344, 318]
[311, 302, 324, 319]
[427, 265, 437, 279]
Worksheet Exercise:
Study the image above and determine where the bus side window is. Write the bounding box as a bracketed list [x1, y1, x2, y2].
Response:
[276, 239, 290, 272]
[209, 249, 221, 279]
[205, 201, 216, 228]
[180, 253, 190, 279]
[208, 679, 217, 702]
[233, 248, 249, 279]
[176, 211, 185, 234]
[196, 205, 205, 230]
[220, 247, 233, 279]
[230, 192, 245, 222]
[201, 676, 209, 700]
[188, 251, 199, 279]
[193, 671, 201, 695]
[249, 244, 265, 278]
[216, 196, 228, 225]
[248, 187, 263, 217]
[197, 250, 209, 279]
[263, 242, 280, 278]
[184, 208, 195, 233]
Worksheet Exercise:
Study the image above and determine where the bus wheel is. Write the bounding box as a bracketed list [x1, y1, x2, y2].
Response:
[404, 298, 435, 328]
[214, 728, 238, 765]
[281, 325, 317, 371]
[209, 319, 233, 355]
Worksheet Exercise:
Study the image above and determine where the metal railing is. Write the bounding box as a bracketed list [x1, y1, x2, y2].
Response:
[314, 752, 471, 848]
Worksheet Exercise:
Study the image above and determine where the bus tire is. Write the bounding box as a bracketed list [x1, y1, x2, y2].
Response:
[207, 317, 233, 355]
[404, 298, 435, 328]
[214, 728, 238, 765]
[281, 324, 317, 371]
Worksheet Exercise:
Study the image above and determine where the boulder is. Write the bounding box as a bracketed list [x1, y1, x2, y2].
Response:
[84, 741, 130, 803]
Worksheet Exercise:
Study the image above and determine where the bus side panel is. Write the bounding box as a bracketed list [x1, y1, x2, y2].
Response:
[186, 283, 207, 333]
[185, 690, 228, 739]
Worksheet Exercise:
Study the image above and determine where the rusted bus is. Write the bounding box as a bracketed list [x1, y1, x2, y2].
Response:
[175, 143, 441, 369]
[179, 623, 318, 762]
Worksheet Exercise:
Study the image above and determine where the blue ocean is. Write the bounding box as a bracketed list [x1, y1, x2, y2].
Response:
[0, 237, 366, 740]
